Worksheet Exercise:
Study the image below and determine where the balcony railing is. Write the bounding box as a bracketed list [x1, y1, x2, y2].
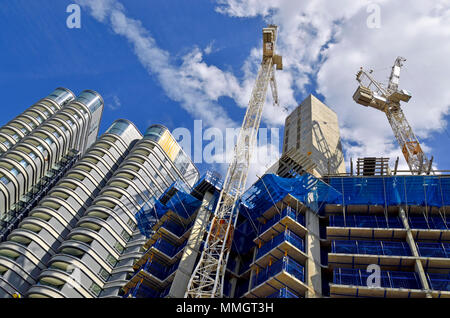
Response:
[331, 240, 412, 257]
[267, 287, 299, 298]
[417, 242, 450, 258]
[427, 273, 450, 291]
[124, 283, 160, 298]
[160, 219, 188, 237]
[150, 237, 187, 257]
[138, 258, 179, 281]
[251, 256, 304, 289]
[259, 207, 304, 235]
[0, 150, 80, 241]
[256, 230, 304, 260]
[409, 215, 449, 230]
[329, 214, 403, 229]
[333, 268, 421, 290]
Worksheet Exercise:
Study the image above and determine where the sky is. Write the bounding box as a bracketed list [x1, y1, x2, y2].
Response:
[0, 0, 449, 185]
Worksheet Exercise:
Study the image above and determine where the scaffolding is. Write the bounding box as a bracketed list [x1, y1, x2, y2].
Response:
[125, 172, 222, 298]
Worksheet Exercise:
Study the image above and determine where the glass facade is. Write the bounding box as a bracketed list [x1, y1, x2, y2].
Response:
[75, 90, 103, 113]
[106, 119, 133, 137]
[144, 125, 198, 184]
[46, 88, 75, 107]
[144, 124, 167, 142]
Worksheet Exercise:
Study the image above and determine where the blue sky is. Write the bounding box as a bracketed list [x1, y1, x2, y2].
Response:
[0, 1, 260, 132]
[1, 0, 449, 178]
[0, 0, 281, 176]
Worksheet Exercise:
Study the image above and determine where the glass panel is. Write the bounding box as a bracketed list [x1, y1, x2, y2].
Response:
[106, 119, 131, 137]
[75, 90, 103, 113]
[46, 88, 74, 106]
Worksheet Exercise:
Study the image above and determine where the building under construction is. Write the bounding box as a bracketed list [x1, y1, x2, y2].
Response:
[120, 42, 450, 298]
[123, 158, 450, 298]
[0, 24, 448, 299]
[122, 91, 450, 298]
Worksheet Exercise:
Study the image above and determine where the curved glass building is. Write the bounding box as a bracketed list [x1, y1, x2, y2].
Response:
[0, 88, 200, 298]
[0, 88, 75, 156]
[0, 120, 140, 297]
[0, 89, 104, 216]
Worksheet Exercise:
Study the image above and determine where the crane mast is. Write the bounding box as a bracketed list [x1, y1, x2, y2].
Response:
[353, 56, 431, 174]
[185, 25, 283, 298]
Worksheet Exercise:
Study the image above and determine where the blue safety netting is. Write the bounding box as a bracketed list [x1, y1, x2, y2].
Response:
[326, 175, 450, 208]
[239, 173, 342, 222]
[125, 284, 160, 298]
[192, 170, 224, 192]
[258, 206, 305, 234]
[251, 256, 304, 289]
[416, 242, 450, 258]
[427, 273, 450, 291]
[332, 240, 412, 256]
[256, 230, 304, 261]
[333, 268, 421, 290]
[137, 258, 179, 281]
[267, 287, 300, 298]
[233, 219, 256, 255]
[135, 185, 202, 238]
[329, 214, 403, 229]
[153, 190, 202, 220]
[135, 200, 158, 238]
[408, 215, 450, 230]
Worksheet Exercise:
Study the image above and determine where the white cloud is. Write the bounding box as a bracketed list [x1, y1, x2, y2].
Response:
[106, 95, 121, 110]
[76, 0, 294, 185]
[216, 0, 450, 170]
[76, 0, 241, 130]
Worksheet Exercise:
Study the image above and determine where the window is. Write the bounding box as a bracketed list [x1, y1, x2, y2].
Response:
[44, 137, 54, 145]
[2, 140, 11, 148]
[98, 268, 109, 281]
[114, 241, 124, 253]
[89, 282, 102, 297]
[121, 230, 131, 241]
[10, 168, 19, 177]
[0, 174, 10, 185]
[127, 218, 136, 230]
[106, 254, 117, 267]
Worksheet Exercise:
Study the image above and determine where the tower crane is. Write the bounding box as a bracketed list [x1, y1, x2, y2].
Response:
[185, 25, 283, 298]
[352, 56, 432, 174]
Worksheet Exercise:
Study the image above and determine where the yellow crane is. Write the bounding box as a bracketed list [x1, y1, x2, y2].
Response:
[353, 57, 433, 174]
[185, 25, 283, 298]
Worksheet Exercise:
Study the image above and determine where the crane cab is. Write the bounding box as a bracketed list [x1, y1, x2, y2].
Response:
[263, 26, 277, 57]
[263, 25, 283, 70]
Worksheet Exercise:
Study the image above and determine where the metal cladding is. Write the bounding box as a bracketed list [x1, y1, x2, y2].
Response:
[0, 88, 200, 298]
[0, 88, 104, 215]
